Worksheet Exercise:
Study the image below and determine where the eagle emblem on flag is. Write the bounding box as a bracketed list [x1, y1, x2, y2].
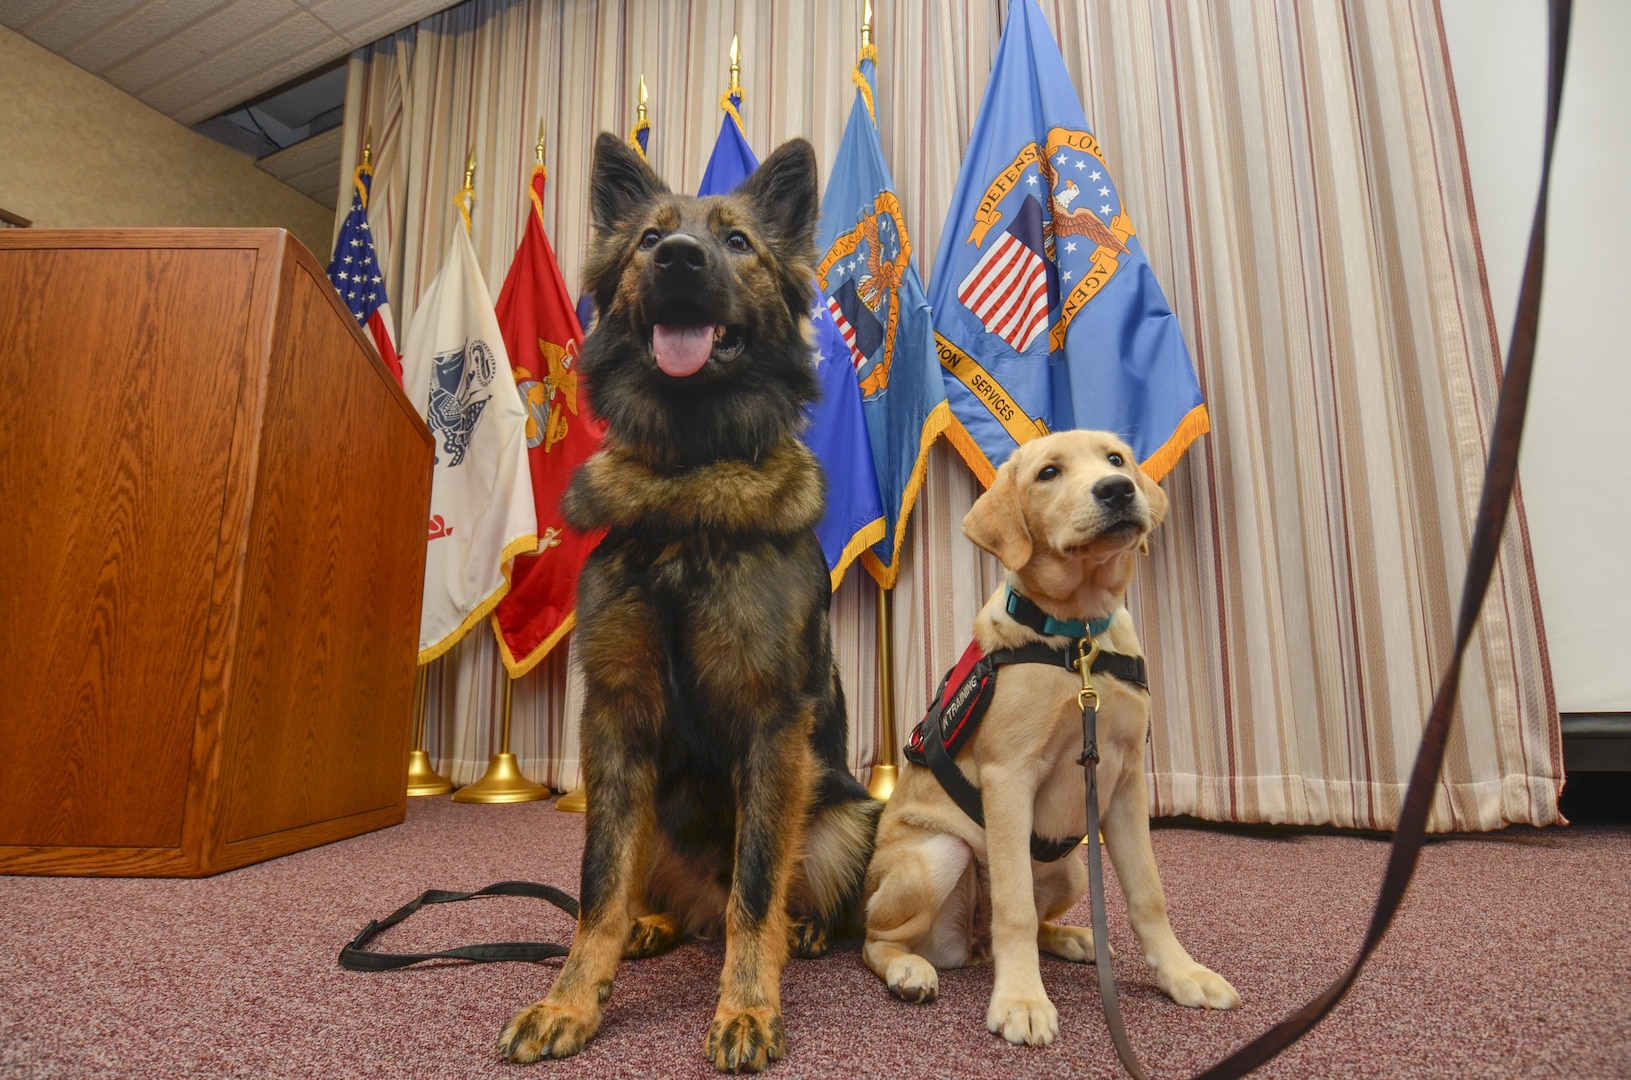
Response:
[962, 128, 1136, 356]
[515, 337, 580, 454]
[817, 191, 915, 400]
[428, 338, 498, 467]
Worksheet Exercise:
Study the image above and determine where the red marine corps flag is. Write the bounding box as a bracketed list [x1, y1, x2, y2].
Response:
[492, 129, 607, 676]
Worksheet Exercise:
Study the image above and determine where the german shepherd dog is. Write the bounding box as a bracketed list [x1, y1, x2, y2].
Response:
[497, 134, 881, 1073]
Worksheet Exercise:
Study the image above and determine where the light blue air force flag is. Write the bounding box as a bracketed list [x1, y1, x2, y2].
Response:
[928, 0, 1208, 487]
[699, 89, 886, 589]
[817, 50, 951, 589]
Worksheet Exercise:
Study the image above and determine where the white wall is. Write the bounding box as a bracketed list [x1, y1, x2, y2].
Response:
[1441, 0, 1631, 712]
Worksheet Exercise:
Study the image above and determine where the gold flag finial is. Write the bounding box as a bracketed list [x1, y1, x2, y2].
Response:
[457, 147, 477, 234]
[638, 73, 648, 120]
[729, 33, 741, 94]
[535, 119, 546, 166]
[861, 0, 873, 48]
[361, 127, 373, 168]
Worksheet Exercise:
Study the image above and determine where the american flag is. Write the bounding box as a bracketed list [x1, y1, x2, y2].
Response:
[957, 194, 1051, 354]
[825, 277, 884, 372]
[326, 164, 401, 382]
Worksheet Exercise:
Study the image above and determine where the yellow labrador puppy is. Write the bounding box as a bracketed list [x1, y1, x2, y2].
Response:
[862, 430, 1237, 1046]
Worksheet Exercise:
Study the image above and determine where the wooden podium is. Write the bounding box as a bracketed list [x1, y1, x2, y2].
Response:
[0, 230, 433, 876]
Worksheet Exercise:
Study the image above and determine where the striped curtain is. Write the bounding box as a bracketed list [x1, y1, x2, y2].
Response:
[340, 0, 1562, 831]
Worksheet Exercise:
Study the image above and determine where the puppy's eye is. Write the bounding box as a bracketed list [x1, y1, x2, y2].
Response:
[1107, 453, 1125, 467]
[1036, 464, 1060, 482]
[639, 229, 662, 250]
[725, 231, 751, 253]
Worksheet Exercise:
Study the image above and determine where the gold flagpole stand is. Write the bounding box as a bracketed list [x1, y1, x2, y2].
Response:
[453, 674, 551, 804]
[555, 785, 586, 813]
[868, 582, 898, 801]
[406, 664, 454, 797]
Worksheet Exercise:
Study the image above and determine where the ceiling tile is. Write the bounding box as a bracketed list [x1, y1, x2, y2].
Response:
[258, 125, 342, 209]
[305, 0, 451, 44]
[106, 0, 300, 95]
[0, 1, 74, 31]
[152, 26, 334, 124]
[61, 0, 230, 74]
[13, 0, 148, 55]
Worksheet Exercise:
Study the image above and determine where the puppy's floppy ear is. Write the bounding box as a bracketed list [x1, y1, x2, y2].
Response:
[590, 132, 668, 234]
[1132, 459, 1169, 552]
[739, 138, 819, 251]
[963, 459, 1033, 571]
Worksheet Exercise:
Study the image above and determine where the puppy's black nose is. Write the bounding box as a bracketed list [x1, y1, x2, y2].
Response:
[653, 233, 707, 273]
[1093, 475, 1135, 510]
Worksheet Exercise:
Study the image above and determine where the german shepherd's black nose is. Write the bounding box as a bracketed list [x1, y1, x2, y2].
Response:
[653, 233, 707, 274]
[1093, 475, 1135, 509]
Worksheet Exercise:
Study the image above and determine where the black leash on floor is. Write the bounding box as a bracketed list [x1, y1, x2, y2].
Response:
[1082, 4, 1572, 1076]
[337, 881, 578, 971]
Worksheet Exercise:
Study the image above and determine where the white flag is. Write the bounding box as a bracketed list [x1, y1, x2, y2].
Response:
[401, 223, 537, 662]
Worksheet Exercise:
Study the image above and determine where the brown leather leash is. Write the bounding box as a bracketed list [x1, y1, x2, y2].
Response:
[1079, 2, 1573, 1075]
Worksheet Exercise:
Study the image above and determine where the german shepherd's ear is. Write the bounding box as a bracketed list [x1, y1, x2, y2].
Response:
[738, 138, 819, 251]
[590, 132, 668, 234]
[963, 457, 1033, 572]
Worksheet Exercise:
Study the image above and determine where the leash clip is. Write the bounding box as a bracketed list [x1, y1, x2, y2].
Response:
[1073, 637, 1100, 712]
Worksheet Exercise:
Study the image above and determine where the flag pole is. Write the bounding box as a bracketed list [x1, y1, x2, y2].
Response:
[406, 663, 454, 796]
[868, 582, 898, 801]
[443, 141, 549, 805]
[555, 107, 589, 813]
[452, 671, 551, 803]
[856, 0, 897, 805]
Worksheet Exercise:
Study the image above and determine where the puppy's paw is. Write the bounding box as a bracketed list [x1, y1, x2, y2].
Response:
[787, 917, 831, 960]
[705, 1005, 785, 1073]
[986, 991, 1059, 1046]
[1157, 961, 1240, 1010]
[498, 999, 601, 1062]
[884, 954, 939, 1003]
[1038, 922, 1113, 963]
[625, 913, 682, 959]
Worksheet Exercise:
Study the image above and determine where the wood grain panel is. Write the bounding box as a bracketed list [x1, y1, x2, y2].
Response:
[220, 254, 430, 843]
[0, 245, 255, 849]
[0, 229, 432, 876]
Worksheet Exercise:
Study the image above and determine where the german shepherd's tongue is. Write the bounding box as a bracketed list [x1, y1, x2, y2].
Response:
[652, 323, 715, 377]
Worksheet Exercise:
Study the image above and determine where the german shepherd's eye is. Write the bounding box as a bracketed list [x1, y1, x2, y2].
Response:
[639, 229, 662, 250]
[725, 231, 752, 253]
[1107, 452, 1125, 467]
[1036, 464, 1060, 482]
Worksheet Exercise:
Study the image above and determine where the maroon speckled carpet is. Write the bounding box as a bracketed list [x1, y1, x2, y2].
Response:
[3, 796, 1628, 1079]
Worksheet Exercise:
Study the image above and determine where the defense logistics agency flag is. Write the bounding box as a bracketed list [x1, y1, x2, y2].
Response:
[699, 90, 886, 589]
[327, 159, 402, 382]
[492, 163, 607, 677]
[401, 198, 537, 662]
[817, 45, 951, 588]
[929, 0, 1208, 485]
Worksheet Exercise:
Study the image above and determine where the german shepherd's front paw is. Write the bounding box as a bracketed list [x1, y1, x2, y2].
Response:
[498, 999, 601, 1062]
[625, 913, 683, 959]
[1157, 961, 1240, 1010]
[704, 1005, 785, 1073]
[786, 917, 830, 959]
[986, 991, 1059, 1046]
